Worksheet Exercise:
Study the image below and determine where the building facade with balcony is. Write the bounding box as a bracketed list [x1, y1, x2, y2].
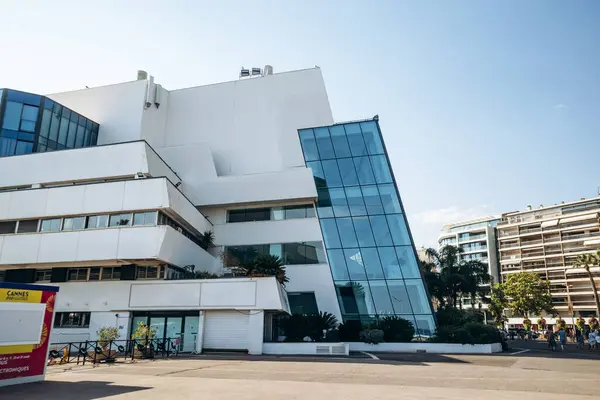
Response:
[497, 198, 600, 326]
[438, 216, 501, 311]
[0, 67, 434, 353]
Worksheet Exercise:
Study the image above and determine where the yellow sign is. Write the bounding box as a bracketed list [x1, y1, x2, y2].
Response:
[0, 288, 42, 303]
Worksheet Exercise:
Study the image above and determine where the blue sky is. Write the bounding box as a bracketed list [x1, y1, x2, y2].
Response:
[1, 1, 599, 247]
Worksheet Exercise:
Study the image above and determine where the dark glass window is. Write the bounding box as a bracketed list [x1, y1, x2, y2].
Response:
[360, 121, 384, 155]
[245, 208, 270, 222]
[68, 268, 89, 281]
[387, 214, 411, 245]
[336, 218, 358, 247]
[345, 187, 367, 216]
[67, 121, 77, 147]
[39, 108, 52, 138]
[109, 213, 131, 227]
[288, 292, 319, 315]
[0, 221, 16, 234]
[404, 280, 430, 314]
[2, 101, 22, 130]
[320, 219, 341, 249]
[20, 105, 38, 132]
[387, 280, 413, 313]
[86, 215, 108, 229]
[40, 219, 61, 232]
[329, 125, 351, 158]
[307, 161, 326, 188]
[48, 109, 60, 142]
[15, 141, 33, 155]
[284, 205, 307, 219]
[58, 117, 69, 145]
[345, 123, 367, 156]
[314, 127, 335, 159]
[0, 137, 16, 157]
[17, 220, 38, 233]
[337, 158, 359, 186]
[395, 246, 421, 279]
[350, 280, 377, 314]
[62, 217, 85, 231]
[89, 267, 101, 281]
[344, 248, 366, 280]
[370, 155, 393, 183]
[378, 184, 402, 214]
[353, 157, 376, 185]
[328, 249, 349, 280]
[369, 280, 394, 314]
[369, 215, 393, 246]
[133, 211, 156, 226]
[362, 185, 384, 215]
[316, 188, 334, 218]
[299, 129, 319, 161]
[54, 312, 91, 328]
[227, 209, 246, 223]
[378, 247, 402, 279]
[361, 248, 384, 279]
[352, 216, 375, 247]
[321, 159, 343, 187]
[75, 125, 85, 148]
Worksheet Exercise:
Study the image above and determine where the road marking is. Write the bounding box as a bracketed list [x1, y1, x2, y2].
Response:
[361, 351, 379, 360]
[509, 349, 531, 355]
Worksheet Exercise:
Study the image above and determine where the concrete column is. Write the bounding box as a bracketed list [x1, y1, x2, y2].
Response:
[196, 310, 205, 354]
[247, 310, 264, 355]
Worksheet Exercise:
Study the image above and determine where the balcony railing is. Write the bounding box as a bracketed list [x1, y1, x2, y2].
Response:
[458, 234, 487, 242]
[520, 238, 543, 246]
[520, 227, 542, 234]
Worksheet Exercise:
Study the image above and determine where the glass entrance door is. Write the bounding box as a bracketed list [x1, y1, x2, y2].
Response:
[165, 317, 183, 350]
[182, 316, 199, 352]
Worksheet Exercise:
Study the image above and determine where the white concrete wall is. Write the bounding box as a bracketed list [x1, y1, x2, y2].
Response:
[348, 342, 503, 354]
[263, 342, 349, 356]
[0, 142, 180, 189]
[214, 218, 321, 247]
[285, 264, 342, 321]
[48, 80, 147, 145]
[140, 84, 170, 148]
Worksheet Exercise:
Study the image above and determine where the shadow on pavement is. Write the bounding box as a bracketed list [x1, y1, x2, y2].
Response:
[0, 380, 150, 400]
[506, 339, 600, 360]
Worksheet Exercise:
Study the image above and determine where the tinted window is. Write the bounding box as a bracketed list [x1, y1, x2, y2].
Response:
[362, 185, 384, 215]
[306, 161, 326, 188]
[329, 125, 351, 158]
[2, 102, 22, 130]
[345, 124, 367, 156]
[361, 248, 384, 279]
[0, 221, 16, 234]
[328, 249, 349, 280]
[336, 218, 358, 247]
[370, 155, 393, 183]
[316, 188, 334, 218]
[62, 217, 85, 231]
[353, 157, 376, 185]
[369, 280, 394, 314]
[109, 213, 131, 227]
[378, 247, 402, 279]
[17, 220, 38, 233]
[314, 127, 335, 159]
[344, 248, 366, 280]
[395, 246, 421, 279]
[378, 184, 401, 214]
[134, 211, 156, 226]
[321, 159, 343, 187]
[228, 209, 246, 223]
[369, 215, 393, 246]
[360, 121, 384, 155]
[320, 219, 341, 249]
[329, 187, 349, 217]
[352, 216, 375, 247]
[288, 292, 319, 315]
[40, 219, 61, 232]
[298, 129, 319, 161]
[387, 280, 413, 313]
[338, 158, 359, 186]
[345, 187, 367, 216]
[387, 214, 411, 245]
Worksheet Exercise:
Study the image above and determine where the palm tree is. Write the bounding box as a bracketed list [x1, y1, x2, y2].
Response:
[243, 254, 289, 285]
[573, 253, 600, 318]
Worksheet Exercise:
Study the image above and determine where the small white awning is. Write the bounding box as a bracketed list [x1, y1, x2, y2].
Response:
[541, 219, 559, 228]
[559, 213, 598, 225]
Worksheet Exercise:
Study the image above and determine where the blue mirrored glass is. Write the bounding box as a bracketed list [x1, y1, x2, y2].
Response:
[39, 109, 52, 138]
[15, 141, 33, 155]
[345, 123, 367, 156]
[378, 247, 403, 279]
[378, 184, 402, 214]
[299, 129, 319, 161]
[2, 101, 22, 130]
[1, 129, 17, 139]
[404, 279, 430, 315]
[351, 280, 377, 314]
[320, 219, 341, 249]
[343, 249, 367, 280]
[414, 314, 436, 338]
[337, 158, 359, 186]
[21, 105, 38, 121]
[386, 280, 413, 314]
[370, 155, 393, 183]
[368, 280, 394, 314]
[67, 121, 77, 147]
[353, 157, 376, 185]
[361, 248, 384, 279]
[321, 159, 343, 187]
[328, 249, 349, 280]
[360, 121, 384, 155]
[352, 216, 375, 247]
[58, 117, 69, 145]
[345, 187, 367, 216]
[316, 188, 334, 218]
[336, 281, 376, 315]
[395, 246, 421, 279]
[369, 215, 393, 246]
[387, 214, 411, 245]
[336, 218, 358, 247]
[329, 125, 351, 158]
[0, 137, 16, 156]
[17, 132, 34, 141]
[362, 185, 384, 215]
[314, 127, 335, 159]
[330, 188, 350, 217]
[306, 161, 326, 188]
[7, 90, 40, 105]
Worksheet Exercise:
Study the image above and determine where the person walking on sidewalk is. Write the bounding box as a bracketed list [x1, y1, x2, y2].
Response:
[557, 328, 567, 351]
[575, 328, 584, 349]
[547, 328, 556, 351]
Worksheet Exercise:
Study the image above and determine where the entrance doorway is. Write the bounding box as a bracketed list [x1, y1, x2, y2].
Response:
[131, 311, 199, 352]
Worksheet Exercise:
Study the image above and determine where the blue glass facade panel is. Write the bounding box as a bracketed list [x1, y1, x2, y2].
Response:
[0, 88, 99, 158]
[299, 118, 435, 337]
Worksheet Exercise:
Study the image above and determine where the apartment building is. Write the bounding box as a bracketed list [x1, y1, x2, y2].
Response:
[497, 198, 600, 325]
[438, 217, 501, 310]
[0, 66, 434, 352]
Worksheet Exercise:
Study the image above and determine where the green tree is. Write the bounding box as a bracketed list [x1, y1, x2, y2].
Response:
[424, 246, 491, 308]
[243, 254, 289, 285]
[502, 272, 554, 318]
[573, 253, 600, 318]
[488, 283, 508, 327]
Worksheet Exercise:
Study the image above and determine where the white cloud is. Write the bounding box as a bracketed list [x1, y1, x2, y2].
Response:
[553, 104, 569, 111]
[413, 205, 493, 225]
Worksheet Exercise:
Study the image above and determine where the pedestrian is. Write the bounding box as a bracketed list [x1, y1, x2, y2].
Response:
[575, 328, 584, 349]
[547, 328, 556, 351]
[557, 328, 567, 351]
[589, 330, 598, 351]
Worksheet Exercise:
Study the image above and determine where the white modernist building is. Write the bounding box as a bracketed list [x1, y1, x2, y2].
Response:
[0, 67, 434, 353]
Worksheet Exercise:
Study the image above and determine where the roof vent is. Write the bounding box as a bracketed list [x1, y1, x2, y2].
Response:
[527, 204, 532, 210]
[137, 70, 148, 80]
[263, 65, 274, 76]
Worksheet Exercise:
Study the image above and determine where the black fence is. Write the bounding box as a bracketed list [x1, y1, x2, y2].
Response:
[48, 338, 180, 366]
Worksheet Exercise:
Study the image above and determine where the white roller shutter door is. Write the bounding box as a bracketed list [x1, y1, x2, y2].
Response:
[203, 311, 249, 351]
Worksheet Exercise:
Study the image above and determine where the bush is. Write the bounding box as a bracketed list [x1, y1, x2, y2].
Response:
[96, 326, 120, 348]
[360, 329, 384, 344]
[431, 322, 501, 344]
[338, 321, 363, 341]
[378, 316, 415, 342]
[281, 312, 338, 342]
[436, 307, 483, 327]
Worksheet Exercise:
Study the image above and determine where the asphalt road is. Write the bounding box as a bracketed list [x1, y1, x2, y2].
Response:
[1, 342, 599, 399]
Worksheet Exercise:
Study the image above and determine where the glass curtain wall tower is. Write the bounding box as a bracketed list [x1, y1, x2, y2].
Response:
[298, 118, 436, 337]
[0, 89, 99, 158]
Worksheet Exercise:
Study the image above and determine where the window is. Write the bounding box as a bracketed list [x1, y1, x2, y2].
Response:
[101, 267, 121, 280]
[2, 101, 22, 130]
[137, 266, 161, 279]
[0, 221, 16, 234]
[35, 270, 52, 282]
[62, 217, 85, 231]
[20, 105, 38, 132]
[299, 129, 319, 161]
[40, 218, 61, 232]
[288, 292, 319, 315]
[133, 211, 157, 226]
[86, 215, 108, 229]
[314, 127, 335, 159]
[109, 213, 131, 227]
[227, 206, 314, 223]
[68, 268, 89, 281]
[89, 267, 101, 281]
[224, 242, 325, 266]
[17, 219, 38, 233]
[54, 312, 91, 328]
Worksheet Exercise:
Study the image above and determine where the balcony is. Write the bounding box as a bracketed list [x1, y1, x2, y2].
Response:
[499, 242, 519, 250]
[520, 227, 542, 234]
[520, 238, 543, 247]
[458, 234, 487, 242]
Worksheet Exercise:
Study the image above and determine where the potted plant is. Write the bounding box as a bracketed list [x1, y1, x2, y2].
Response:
[131, 322, 157, 359]
[93, 326, 120, 362]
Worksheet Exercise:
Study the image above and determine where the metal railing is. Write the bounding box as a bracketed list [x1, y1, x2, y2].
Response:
[47, 338, 180, 366]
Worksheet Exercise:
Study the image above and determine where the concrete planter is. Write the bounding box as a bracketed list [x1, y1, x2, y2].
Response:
[348, 342, 503, 354]
[263, 342, 349, 356]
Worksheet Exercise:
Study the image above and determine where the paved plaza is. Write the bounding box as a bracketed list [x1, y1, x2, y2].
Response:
[1, 343, 599, 400]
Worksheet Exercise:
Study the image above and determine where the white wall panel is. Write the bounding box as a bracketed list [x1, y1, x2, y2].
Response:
[122, 179, 169, 211]
[158, 226, 217, 273]
[129, 283, 201, 308]
[0, 235, 41, 264]
[76, 229, 120, 261]
[200, 281, 256, 307]
[7, 190, 47, 219]
[38, 232, 79, 262]
[82, 181, 127, 213]
[166, 183, 212, 234]
[116, 227, 162, 260]
[45, 186, 86, 216]
[214, 218, 322, 246]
